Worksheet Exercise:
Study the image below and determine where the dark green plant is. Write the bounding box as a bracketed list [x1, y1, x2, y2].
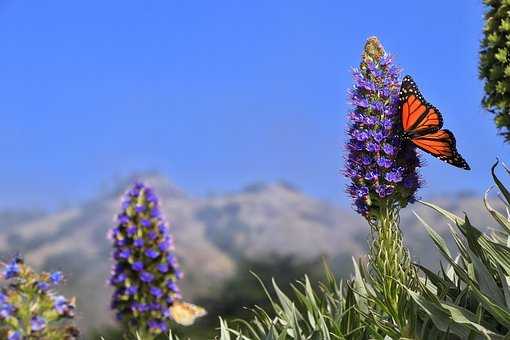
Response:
[413, 161, 510, 338]
[480, 0, 510, 141]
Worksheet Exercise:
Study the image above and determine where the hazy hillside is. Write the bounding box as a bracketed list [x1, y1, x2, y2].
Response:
[0, 174, 501, 334]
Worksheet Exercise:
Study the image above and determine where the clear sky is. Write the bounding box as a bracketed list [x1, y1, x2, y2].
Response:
[0, 0, 507, 210]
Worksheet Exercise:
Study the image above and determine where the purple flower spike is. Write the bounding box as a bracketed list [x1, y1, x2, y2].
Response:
[109, 182, 183, 334]
[344, 37, 421, 216]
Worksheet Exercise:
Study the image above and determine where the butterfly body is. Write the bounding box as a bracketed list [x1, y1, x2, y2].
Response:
[170, 300, 207, 326]
[399, 75, 470, 170]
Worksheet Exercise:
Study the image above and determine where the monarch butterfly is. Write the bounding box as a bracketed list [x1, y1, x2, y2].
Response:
[399, 75, 470, 170]
[170, 300, 207, 326]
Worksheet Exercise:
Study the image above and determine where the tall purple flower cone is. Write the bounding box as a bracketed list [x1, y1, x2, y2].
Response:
[344, 37, 419, 335]
[345, 37, 421, 218]
[109, 182, 183, 336]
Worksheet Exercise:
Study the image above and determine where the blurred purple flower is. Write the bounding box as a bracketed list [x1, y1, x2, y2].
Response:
[7, 331, 21, 340]
[3, 259, 20, 279]
[30, 316, 46, 331]
[109, 182, 183, 334]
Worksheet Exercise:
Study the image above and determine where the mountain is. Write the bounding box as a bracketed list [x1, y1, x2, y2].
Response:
[0, 174, 500, 333]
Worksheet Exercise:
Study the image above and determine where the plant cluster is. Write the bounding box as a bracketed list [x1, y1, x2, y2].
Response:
[0, 256, 78, 340]
[480, 0, 510, 142]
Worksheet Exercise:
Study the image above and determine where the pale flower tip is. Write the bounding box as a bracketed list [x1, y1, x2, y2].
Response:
[362, 36, 385, 67]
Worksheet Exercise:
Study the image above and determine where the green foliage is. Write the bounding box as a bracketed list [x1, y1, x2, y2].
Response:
[217, 259, 423, 339]
[413, 161, 510, 338]
[480, 0, 510, 141]
[219, 264, 374, 339]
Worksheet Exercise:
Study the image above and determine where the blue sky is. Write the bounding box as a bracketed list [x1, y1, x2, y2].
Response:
[0, 0, 507, 210]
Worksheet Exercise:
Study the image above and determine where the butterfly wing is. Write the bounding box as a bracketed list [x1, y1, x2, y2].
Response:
[400, 75, 470, 170]
[411, 129, 470, 170]
[400, 75, 443, 135]
[170, 300, 207, 326]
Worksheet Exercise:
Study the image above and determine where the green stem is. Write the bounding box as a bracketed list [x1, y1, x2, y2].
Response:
[368, 200, 417, 334]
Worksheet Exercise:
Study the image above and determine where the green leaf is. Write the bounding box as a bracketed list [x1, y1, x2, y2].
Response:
[492, 160, 510, 207]
[414, 211, 453, 259]
[408, 290, 503, 339]
[484, 186, 510, 234]
[418, 200, 464, 226]
[468, 249, 506, 308]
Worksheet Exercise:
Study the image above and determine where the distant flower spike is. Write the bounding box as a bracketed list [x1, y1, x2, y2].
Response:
[109, 182, 183, 336]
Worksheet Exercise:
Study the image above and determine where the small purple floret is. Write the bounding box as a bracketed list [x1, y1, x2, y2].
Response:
[30, 316, 46, 331]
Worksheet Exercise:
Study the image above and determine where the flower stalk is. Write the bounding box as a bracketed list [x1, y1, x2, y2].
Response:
[344, 37, 420, 334]
[368, 199, 416, 331]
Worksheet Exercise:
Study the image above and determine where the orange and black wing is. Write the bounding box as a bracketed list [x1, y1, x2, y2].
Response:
[400, 75, 443, 136]
[411, 129, 470, 170]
